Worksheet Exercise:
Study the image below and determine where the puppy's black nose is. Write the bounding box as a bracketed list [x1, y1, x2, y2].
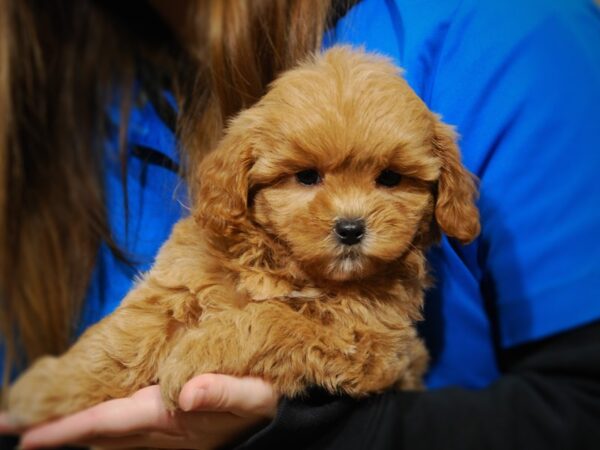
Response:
[334, 219, 365, 246]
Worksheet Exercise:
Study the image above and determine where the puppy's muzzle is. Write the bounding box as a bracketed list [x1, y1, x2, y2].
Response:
[334, 218, 365, 246]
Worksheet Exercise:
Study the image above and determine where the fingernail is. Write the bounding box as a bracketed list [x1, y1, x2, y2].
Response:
[181, 388, 206, 412]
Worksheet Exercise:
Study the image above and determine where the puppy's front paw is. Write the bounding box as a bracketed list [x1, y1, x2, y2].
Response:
[7, 357, 66, 426]
[158, 362, 194, 412]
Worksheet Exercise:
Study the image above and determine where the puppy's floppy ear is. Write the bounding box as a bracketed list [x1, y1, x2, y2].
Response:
[194, 131, 255, 236]
[432, 117, 480, 244]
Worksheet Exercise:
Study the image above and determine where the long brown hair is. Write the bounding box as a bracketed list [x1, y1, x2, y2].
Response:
[0, 0, 337, 383]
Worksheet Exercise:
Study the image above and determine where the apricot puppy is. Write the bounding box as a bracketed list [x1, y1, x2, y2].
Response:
[7, 47, 479, 426]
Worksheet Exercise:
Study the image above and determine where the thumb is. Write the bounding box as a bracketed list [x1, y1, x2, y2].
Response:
[179, 374, 278, 418]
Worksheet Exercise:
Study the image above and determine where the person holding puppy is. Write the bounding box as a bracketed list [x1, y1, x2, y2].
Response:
[1, 0, 599, 449]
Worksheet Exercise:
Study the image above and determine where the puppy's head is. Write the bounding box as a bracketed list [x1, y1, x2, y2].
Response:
[195, 47, 480, 282]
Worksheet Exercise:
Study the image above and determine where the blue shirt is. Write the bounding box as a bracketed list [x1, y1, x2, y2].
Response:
[83, 0, 600, 390]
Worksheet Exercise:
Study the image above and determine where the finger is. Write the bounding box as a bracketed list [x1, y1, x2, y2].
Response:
[78, 431, 191, 450]
[82, 412, 266, 449]
[176, 410, 262, 438]
[20, 386, 179, 449]
[179, 374, 278, 418]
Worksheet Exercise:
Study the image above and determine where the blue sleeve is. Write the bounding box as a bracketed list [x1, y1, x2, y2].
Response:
[431, 0, 600, 347]
[80, 93, 187, 331]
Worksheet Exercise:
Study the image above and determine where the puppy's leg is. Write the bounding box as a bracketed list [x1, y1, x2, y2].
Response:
[7, 279, 199, 426]
[395, 336, 428, 391]
[157, 308, 259, 410]
[7, 217, 220, 425]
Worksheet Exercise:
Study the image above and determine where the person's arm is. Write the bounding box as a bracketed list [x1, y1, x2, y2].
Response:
[236, 319, 600, 450]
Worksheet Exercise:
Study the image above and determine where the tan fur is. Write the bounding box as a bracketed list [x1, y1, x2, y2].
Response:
[7, 47, 479, 426]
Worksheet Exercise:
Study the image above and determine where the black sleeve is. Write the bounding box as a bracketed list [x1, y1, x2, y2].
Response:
[234, 320, 600, 450]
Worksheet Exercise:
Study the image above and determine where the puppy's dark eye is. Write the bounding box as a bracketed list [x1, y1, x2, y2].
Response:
[296, 169, 321, 186]
[376, 169, 402, 187]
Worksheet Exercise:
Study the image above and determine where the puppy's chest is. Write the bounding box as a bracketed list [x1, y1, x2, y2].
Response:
[236, 269, 322, 302]
[233, 270, 412, 327]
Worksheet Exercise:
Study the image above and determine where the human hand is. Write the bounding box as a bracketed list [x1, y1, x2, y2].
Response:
[0, 374, 278, 449]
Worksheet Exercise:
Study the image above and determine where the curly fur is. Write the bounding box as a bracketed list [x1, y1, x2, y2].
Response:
[7, 47, 479, 426]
